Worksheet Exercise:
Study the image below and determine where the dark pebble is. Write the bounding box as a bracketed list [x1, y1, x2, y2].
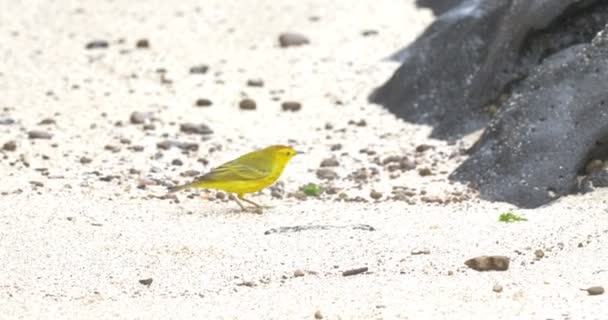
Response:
[38, 118, 56, 125]
[348, 119, 367, 127]
[104, 145, 120, 153]
[585, 286, 604, 295]
[189, 65, 209, 74]
[195, 98, 213, 107]
[319, 158, 339, 167]
[2, 141, 16, 151]
[382, 155, 401, 165]
[130, 111, 152, 124]
[400, 157, 416, 171]
[370, 190, 383, 200]
[464, 256, 510, 271]
[418, 168, 432, 176]
[330, 144, 342, 151]
[361, 30, 379, 37]
[85, 40, 109, 49]
[415, 144, 434, 152]
[157, 140, 199, 151]
[316, 168, 338, 180]
[247, 78, 264, 87]
[171, 159, 183, 166]
[28, 130, 52, 139]
[0, 118, 15, 125]
[180, 123, 213, 135]
[239, 98, 257, 110]
[139, 278, 153, 286]
[342, 267, 368, 277]
[79, 156, 92, 164]
[181, 170, 200, 177]
[278, 32, 310, 47]
[135, 39, 150, 49]
[281, 101, 302, 112]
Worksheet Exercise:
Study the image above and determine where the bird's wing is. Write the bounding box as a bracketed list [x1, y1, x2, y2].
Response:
[198, 159, 270, 182]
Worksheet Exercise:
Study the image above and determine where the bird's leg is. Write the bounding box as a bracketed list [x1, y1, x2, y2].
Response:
[232, 195, 247, 211]
[238, 194, 264, 214]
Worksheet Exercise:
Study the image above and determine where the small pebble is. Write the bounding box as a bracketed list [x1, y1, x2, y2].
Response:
[585, 286, 604, 295]
[85, 40, 109, 49]
[330, 144, 342, 151]
[342, 267, 368, 277]
[130, 111, 152, 124]
[292, 190, 307, 201]
[534, 249, 545, 259]
[281, 101, 302, 112]
[294, 269, 305, 277]
[180, 123, 213, 135]
[382, 155, 401, 165]
[348, 119, 367, 127]
[278, 32, 310, 47]
[189, 65, 209, 74]
[195, 98, 212, 107]
[314, 310, 323, 319]
[316, 168, 337, 180]
[79, 156, 92, 164]
[135, 39, 150, 49]
[215, 192, 226, 200]
[465, 255, 510, 271]
[2, 141, 16, 151]
[246, 78, 264, 87]
[28, 130, 52, 139]
[400, 158, 416, 171]
[370, 190, 383, 200]
[239, 98, 257, 110]
[361, 29, 379, 37]
[415, 144, 434, 152]
[418, 168, 432, 176]
[319, 158, 339, 167]
[0, 118, 15, 125]
[104, 145, 120, 153]
[411, 248, 430, 255]
[171, 159, 183, 166]
[138, 278, 153, 286]
[38, 118, 56, 125]
[493, 284, 503, 293]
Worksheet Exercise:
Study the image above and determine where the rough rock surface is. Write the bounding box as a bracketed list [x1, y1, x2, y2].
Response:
[452, 26, 608, 208]
[371, 0, 603, 139]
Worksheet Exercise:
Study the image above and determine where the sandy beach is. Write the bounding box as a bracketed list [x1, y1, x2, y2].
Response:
[1, 0, 607, 319]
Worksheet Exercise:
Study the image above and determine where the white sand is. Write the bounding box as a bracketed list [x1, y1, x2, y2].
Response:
[1, 0, 607, 319]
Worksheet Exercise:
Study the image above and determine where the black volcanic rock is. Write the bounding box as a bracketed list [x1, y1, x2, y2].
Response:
[451, 26, 608, 208]
[371, 0, 603, 139]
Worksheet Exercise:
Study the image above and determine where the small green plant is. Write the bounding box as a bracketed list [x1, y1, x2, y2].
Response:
[499, 211, 527, 223]
[300, 183, 324, 197]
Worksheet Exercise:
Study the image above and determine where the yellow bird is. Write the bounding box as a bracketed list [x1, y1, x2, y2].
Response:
[168, 145, 300, 213]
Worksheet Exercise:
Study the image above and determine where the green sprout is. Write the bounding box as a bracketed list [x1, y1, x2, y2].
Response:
[499, 211, 528, 223]
[300, 183, 324, 197]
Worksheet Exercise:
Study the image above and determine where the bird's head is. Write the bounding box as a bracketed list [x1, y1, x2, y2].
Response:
[265, 145, 302, 164]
